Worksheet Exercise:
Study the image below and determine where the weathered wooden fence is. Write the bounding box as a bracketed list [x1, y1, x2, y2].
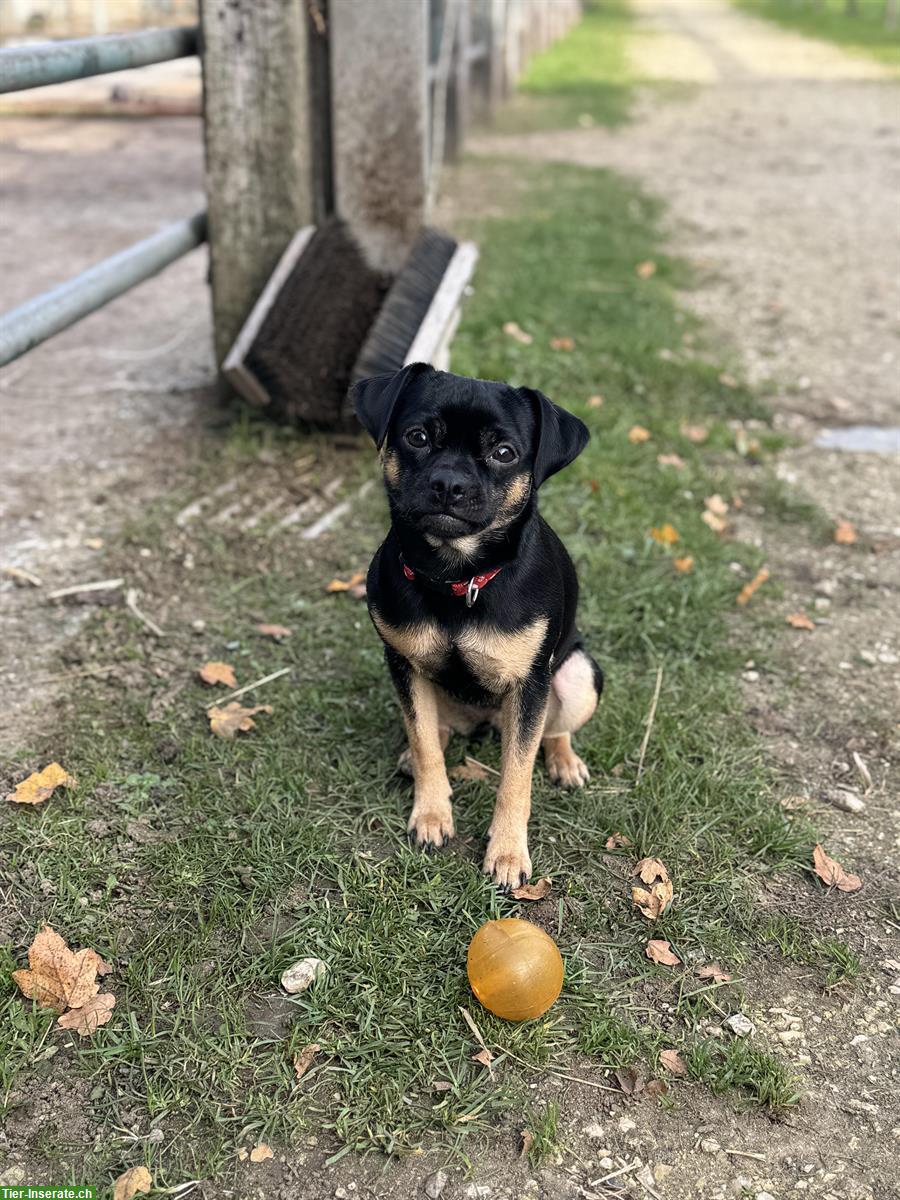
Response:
[0, 0, 581, 372]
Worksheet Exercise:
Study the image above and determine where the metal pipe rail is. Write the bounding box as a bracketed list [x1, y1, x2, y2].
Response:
[0, 26, 199, 93]
[0, 213, 208, 368]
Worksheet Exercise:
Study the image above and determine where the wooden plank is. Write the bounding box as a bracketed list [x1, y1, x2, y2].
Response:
[199, 0, 318, 365]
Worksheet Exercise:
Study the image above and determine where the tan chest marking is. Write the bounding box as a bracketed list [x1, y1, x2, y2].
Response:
[456, 617, 549, 693]
[371, 609, 450, 673]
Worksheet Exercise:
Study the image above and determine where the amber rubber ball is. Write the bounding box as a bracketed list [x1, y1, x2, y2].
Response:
[467, 918, 564, 1022]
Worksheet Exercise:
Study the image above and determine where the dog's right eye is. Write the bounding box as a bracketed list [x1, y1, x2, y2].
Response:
[405, 428, 429, 449]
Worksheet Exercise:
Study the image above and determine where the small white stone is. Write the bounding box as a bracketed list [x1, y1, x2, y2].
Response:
[725, 1013, 756, 1037]
[700, 1138, 721, 1153]
[424, 1169, 450, 1200]
[463, 1185, 491, 1200]
[599, 1157, 614, 1170]
[757, 1193, 776, 1200]
[814, 597, 831, 612]
[583, 1123, 605, 1140]
[618, 1116, 637, 1134]
[280, 957, 327, 993]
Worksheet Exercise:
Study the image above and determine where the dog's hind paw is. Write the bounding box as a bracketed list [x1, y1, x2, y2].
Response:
[545, 744, 590, 788]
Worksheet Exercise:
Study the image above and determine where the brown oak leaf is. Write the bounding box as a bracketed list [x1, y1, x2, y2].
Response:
[293, 1042, 321, 1081]
[628, 425, 651, 444]
[113, 1166, 152, 1200]
[605, 832, 632, 849]
[12, 926, 103, 1013]
[511, 877, 552, 901]
[650, 523, 678, 545]
[208, 703, 273, 739]
[325, 570, 365, 594]
[249, 1143, 274, 1163]
[659, 1049, 686, 1074]
[786, 613, 815, 631]
[812, 844, 861, 893]
[631, 858, 673, 921]
[697, 962, 732, 983]
[550, 336, 575, 351]
[198, 661, 237, 688]
[673, 556, 695, 574]
[833, 519, 857, 545]
[646, 939, 681, 966]
[6, 762, 76, 805]
[519, 1129, 534, 1159]
[58, 992, 115, 1036]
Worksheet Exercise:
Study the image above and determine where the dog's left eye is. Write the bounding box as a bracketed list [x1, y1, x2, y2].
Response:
[490, 445, 517, 464]
[405, 428, 429, 448]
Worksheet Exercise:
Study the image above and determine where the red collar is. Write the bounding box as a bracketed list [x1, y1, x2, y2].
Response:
[401, 557, 503, 607]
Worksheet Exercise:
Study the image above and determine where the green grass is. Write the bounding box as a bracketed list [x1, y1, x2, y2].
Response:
[493, 0, 636, 130]
[735, 0, 900, 67]
[0, 11, 846, 1192]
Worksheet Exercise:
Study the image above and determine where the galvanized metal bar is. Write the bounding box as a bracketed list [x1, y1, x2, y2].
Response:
[0, 26, 199, 94]
[0, 212, 207, 367]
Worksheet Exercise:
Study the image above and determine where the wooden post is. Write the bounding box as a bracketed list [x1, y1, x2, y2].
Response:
[488, 0, 509, 107]
[446, 0, 471, 160]
[199, 0, 318, 365]
[330, 0, 429, 272]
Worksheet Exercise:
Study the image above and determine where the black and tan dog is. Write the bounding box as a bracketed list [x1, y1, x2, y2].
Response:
[353, 362, 602, 889]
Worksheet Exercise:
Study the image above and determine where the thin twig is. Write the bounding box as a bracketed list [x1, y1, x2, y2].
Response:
[636, 665, 663, 784]
[723, 1148, 766, 1162]
[34, 664, 120, 684]
[589, 1160, 640, 1187]
[463, 755, 501, 778]
[203, 666, 292, 710]
[2, 565, 42, 587]
[125, 588, 166, 638]
[46, 577, 123, 600]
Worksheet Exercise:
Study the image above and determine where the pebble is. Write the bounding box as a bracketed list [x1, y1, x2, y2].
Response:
[757, 1193, 776, 1200]
[618, 1116, 636, 1134]
[463, 1186, 491, 1200]
[280, 957, 327, 993]
[827, 788, 866, 814]
[424, 1169, 450, 1199]
[700, 1138, 721, 1153]
[725, 1013, 756, 1037]
[583, 1123, 605, 1140]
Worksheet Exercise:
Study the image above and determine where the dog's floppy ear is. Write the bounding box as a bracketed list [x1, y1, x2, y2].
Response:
[351, 362, 434, 448]
[520, 387, 590, 487]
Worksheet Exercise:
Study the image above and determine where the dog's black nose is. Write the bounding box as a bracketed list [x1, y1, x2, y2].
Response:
[430, 469, 478, 507]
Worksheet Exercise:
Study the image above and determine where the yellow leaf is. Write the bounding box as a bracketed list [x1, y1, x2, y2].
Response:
[6, 762, 75, 806]
[631, 858, 673, 920]
[697, 962, 732, 983]
[208, 703, 273, 739]
[12, 926, 104, 1013]
[113, 1166, 152, 1200]
[786, 612, 815, 631]
[735, 567, 769, 606]
[587, 394, 604, 408]
[198, 661, 237, 688]
[256, 623, 292, 640]
[502, 321, 533, 345]
[657, 453, 685, 468]
[325, 570, 366, 594]
[833, 519, 857, 545]
[628, 424, 651, 444]
[250, 1143, 274, 1164]
[635, 260, 657, 278]
[550, 336, 575, 351]
[681, 423, 708, 443]
[673, 556, 694, 574]
[650, 523, 679, 546]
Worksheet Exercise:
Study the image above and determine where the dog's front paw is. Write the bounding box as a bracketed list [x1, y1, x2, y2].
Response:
[408, 801, 455, 850]
[545, 744, 590, 788]
[483, 830, 532, 891]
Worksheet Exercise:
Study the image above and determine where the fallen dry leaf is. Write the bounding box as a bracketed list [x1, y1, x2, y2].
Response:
[256, 623, 292, 640]
[249, 1143, 274, 1164]
[237, 1147, 248, 1161]
[659, 1048, 686, 1074]
[432, 1079, 453, 1092]
[631, 858, 674, 921]
[112, 1166, 152, 1200]
[605, 832, 632, 849]
[780, 794, 807, 811]
[614, 1065, 644, 1095]
[646, 939, 681, 966]
[348, 582, 367, 600]
[550, 336, 575, 351]
[718, 372, 738, 388]
[325, 570, 365, 594]
[587, 394, 604, 408]
[511, 877, 552, 901]
[736, 567, 770, 606]
[6, 762, 76, 806]
[628, 424, 651, 444]
[705, 494, 729, 517]
[293, 1042, 321, 1081]
[657, 453, 686, 468]
[635, 260, 657, 278]
[786, 613, 815, 631]
[503, 320, 533, 345]
[519, 1129, 534, 1159]
[650, 523, 679, 546]
[472, 1047, 494, 1069]
[644, 1078, 669, 1100]
[833, 519, 857, 545]
[697, 962, 732, 983]
[208, 702, 273, 739]
[12, 926, 104, 1013]
[673, 556, 694, 574]
[198, 661, 237, 688]
[681, 423, 708, 443]
[58, 992, 115, 1036]
[449, 756, 498, 783]
[701, 509, 727, 534]
[812, 844, 861, 893]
